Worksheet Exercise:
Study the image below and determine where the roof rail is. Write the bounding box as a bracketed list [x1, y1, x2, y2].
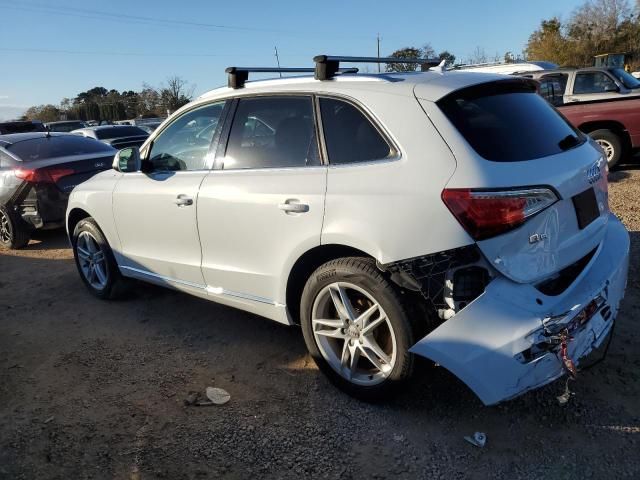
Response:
[225, 66, 359, 89]
[313, 55, 440, 80]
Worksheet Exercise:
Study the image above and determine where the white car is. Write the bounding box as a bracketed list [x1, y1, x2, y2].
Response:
[66, 56, 629, 405]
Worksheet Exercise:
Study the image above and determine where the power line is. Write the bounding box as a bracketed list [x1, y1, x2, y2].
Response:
[0, 0, 372, 40]
[0, 47, 257, 58]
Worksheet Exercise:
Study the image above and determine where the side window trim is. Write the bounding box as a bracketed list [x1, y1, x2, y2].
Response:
[213, 98, 239, 170]
[316, 94, 399, 166]
[143, 100, 229, 173]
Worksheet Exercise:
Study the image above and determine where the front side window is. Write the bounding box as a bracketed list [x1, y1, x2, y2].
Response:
[573, 72, 618, 94]
[147, 102, 225, 172]
[319, 98, 392, 165]
[223, 96, 319, 170]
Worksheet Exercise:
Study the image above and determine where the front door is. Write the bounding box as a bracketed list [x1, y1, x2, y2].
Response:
[198, 95, 326, 318]
[112, 101, 227, 291]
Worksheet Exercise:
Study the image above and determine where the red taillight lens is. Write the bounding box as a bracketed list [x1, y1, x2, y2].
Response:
[442, 188, 558, 240]
[14, 167, 74, 184]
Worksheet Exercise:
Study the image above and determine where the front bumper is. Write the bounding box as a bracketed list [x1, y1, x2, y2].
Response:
[410, 214, 630, 405]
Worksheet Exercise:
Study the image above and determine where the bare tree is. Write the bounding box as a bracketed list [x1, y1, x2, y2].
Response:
[161, 76, 195, 113]
[468, 46, 488, 64]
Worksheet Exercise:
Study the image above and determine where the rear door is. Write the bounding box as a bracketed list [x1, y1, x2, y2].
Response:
[425, 80, 609, 284]
[112, 101, 227, 291]
[198, 95, 326, 316]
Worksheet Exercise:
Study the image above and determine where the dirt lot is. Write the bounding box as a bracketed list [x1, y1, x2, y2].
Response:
[1, 164, 639, 480]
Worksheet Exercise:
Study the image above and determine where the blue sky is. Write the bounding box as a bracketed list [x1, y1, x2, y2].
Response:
[0, 0, 584, 120]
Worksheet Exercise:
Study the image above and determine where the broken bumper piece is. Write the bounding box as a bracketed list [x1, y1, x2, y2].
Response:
[409, 214, 629, 406]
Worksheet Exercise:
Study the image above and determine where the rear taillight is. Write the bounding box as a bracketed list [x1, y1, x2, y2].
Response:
[14, 167, 75, 184]
[442, 188, 558, 240]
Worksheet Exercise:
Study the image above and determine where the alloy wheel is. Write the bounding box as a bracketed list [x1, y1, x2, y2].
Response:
[76, 231, 109, 290]
[311, 282, 397, 386]
[0, 210, 12, 244]
[596, 139, 614, 162]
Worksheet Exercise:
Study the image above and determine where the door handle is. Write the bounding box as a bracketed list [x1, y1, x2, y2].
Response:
[278, 199, 309, 214]
[175, 194, 193, 207]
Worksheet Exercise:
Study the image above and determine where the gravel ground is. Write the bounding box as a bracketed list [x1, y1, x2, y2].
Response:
[1, 162, 639, 480]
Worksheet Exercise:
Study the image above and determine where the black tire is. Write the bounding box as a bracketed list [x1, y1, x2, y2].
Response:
[589, 129, 623, 168]
[0, 205, 31, 249]
[300, 257, 415, 401]
[72, 217, 126, 300]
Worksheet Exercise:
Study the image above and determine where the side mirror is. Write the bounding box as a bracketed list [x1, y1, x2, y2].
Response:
[604, 84, 619, 92]
[113, 147, 141, 173]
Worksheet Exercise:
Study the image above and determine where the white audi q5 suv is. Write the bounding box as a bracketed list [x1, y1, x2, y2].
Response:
[66, 56, 629, 404]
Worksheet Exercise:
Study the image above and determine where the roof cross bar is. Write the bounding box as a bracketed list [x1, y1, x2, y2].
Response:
[313, 55, 441, 80]
[225, 66, 359, 89]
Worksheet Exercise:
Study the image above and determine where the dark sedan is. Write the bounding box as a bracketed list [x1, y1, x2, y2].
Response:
[0, 133, 116, 248]
[72, 125, 149, 150]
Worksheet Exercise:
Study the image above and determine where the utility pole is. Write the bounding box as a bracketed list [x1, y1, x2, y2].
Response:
[274, 46, 282, 77]
[376, 34, 381, 72]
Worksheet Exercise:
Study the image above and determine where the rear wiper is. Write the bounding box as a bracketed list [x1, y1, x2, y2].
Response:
[558, 134, 580, 151]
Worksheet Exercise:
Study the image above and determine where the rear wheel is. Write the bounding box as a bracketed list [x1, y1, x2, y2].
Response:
[589, 129, 623, 168]
[72, 218, 126, 299]
[300, 257, 415, 400]
[0, 206, 30, 249]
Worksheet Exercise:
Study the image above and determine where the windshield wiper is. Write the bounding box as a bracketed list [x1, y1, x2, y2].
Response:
[558, 134, 580, 151]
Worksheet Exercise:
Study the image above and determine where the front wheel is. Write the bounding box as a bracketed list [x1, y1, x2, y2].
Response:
[300, 257, 415, 400]
[589, 129, 623, 168]
[72, 218, 126, 299]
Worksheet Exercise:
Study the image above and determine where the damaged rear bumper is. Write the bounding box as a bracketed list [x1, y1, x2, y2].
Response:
[409, 214, 629, 405]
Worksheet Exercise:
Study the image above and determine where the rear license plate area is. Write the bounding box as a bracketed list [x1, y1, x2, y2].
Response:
[572, 187, 599, 229]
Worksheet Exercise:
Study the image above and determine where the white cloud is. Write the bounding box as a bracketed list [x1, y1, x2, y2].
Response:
[0, 95, 9, 100]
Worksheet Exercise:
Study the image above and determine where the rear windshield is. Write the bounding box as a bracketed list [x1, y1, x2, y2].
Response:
[47, 122, 85, 132]
[95, 126, 148, 140]
[7, 135, 115, 161]
[438, 80, 584, 162]
[609, 68, 640, 89]
[0, 122, 46, 134]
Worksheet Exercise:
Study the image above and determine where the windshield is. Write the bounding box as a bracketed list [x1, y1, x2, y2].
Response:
[7, 135, 115, 161]
[610, 68, 640, 89]
[95, 126, 148, 140]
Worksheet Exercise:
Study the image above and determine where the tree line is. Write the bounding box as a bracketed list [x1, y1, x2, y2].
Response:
[526, 0, 640, 69]
[384, 0, 639, 72]
[22, 76, 194, 123]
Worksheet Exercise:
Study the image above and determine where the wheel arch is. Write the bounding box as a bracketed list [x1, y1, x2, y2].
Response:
[67, 207, 92, 237]
[578, 120, 631, 147]
[285, 244, 374, 324]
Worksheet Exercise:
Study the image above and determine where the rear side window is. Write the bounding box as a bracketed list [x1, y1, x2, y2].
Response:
[6, 135, 115, 161]
[223, 96, 320, 170]
[438, 81, 584, 162]
[319, 98, 392, 164]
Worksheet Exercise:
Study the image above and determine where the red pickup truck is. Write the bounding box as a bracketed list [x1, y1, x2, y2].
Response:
[529, 70, 640, 167]
[557, 97, 640, 167]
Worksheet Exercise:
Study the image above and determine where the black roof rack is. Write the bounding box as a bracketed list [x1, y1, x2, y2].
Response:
[313, 55, 441, 80]
[225, 66, 359, 89]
